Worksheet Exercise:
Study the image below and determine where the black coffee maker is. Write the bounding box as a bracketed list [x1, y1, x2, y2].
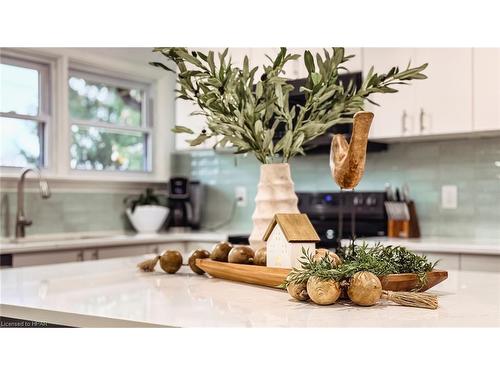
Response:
[166, 177, 203, 230]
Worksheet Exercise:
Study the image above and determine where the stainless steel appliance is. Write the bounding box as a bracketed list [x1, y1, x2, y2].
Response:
[166, 177, 204, 230]
[297, 191, 387, 249]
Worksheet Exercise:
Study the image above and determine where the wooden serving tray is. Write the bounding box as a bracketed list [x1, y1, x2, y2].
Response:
[196, 259, 448, 292]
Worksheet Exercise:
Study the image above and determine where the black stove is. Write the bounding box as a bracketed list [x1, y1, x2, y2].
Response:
[228, 191, 388, 249]
[297, 191, 387, 249]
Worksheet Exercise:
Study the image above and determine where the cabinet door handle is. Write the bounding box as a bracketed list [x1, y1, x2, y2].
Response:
[419, 108, 425, 132]
[77, 251, 84, 262]
[401, 110, 408, 134]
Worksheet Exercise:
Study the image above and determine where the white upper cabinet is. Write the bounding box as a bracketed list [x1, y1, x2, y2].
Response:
[363, 48, 417, 139]
[414, 48, 473, 135]
[363, 48, 474, 139]
[473, 48, 500, 131]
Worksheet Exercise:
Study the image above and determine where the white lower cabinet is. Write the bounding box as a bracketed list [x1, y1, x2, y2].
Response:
[97, 245, 153, 260]
[10, 241, 220, 267]
[419, 252, 460, 270]
[460, 254, 500, 273]
[155, 242, 187, 255]
[420, 252, 500, 273]
[13, 249, 92, 267]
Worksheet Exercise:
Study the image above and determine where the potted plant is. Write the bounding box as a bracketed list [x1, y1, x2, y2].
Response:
[124, 188, 169, 234]
[151, 48, 427, 248]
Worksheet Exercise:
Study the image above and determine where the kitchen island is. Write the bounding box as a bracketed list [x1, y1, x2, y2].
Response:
[1, 255, 499, 327]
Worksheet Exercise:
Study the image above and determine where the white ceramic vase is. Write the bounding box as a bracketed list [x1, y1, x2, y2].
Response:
[126, 205, 169, 234]
[248, 163, 299, 250]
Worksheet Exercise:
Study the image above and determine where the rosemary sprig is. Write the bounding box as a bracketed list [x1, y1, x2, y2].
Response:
[282, 242, 438, 290]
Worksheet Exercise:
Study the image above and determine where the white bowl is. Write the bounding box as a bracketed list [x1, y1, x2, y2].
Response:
[126, 205, 169, 233]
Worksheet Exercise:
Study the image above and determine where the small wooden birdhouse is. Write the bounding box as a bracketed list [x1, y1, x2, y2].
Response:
[263, 213, 320, 268]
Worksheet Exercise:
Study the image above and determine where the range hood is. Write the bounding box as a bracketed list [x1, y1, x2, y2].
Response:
[280, 73, 388, 154]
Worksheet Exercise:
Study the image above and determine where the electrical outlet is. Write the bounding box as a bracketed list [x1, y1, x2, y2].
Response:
[235, 186, 247, 207]
[441, 185, 458, 209]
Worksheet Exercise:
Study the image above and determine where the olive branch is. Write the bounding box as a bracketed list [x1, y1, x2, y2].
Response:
[151, 47, 427, 164]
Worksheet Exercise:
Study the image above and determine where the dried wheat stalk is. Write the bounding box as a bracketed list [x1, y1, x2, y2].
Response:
[382, 290, 438, 310]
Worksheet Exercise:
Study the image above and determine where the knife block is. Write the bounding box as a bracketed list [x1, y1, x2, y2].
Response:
[387, 201, 420, 238]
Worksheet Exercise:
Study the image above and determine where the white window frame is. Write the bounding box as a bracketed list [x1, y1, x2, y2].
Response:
[0, 48, 173, 189]
[67, 67, 154, 174]
[0, 53, 52, 170]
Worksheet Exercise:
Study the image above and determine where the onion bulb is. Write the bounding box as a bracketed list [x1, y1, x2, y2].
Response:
[306, 276, 341, 305]
[313, 248, 342, 267]
[347, 271, 382, 306]
[286, 281, 309, 301]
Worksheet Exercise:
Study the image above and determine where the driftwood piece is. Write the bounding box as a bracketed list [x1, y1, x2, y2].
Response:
[330, 111, 374, 189]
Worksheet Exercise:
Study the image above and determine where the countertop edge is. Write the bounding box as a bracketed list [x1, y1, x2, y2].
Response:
[0, 304, 172, 328]
[341, 238, 500, 256]
[0, 232, 229, 255]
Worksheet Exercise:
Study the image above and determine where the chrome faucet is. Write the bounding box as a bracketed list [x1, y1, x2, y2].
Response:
[15, 167, 51, 238]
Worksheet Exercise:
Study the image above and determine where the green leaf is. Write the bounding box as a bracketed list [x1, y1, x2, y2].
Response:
[311, 72, 322, 86]
[275, 84, 283, 103]
[304, 50, 315, 74]
[255, 120, 263, 135]
[256, 81, 263, 99]
[207, 51, 216, 74]
[172, 125, 194, 134]
[175, 50, 205, 69]
[188, 133, 209, 146]
[243, 56, 249, 76]
[149, 62, 175, 73]
[263, 128, 274, 152]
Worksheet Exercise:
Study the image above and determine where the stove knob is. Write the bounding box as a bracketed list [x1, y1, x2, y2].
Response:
[353, 196, 363, 206]
[326, 229, 334, 239]
[366, 196, 377, 206]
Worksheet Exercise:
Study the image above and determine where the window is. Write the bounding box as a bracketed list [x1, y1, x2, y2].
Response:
[0, 56, 50, 168]
[68, 70, 152, 172]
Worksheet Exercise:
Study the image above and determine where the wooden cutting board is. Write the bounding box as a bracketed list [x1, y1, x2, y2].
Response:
[195, 259, 448, 292]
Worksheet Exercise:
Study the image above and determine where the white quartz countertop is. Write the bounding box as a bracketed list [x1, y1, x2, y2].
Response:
[342, 237, 500, 256]
[0, 231, 228, 255]
[1, 255, 499, 327]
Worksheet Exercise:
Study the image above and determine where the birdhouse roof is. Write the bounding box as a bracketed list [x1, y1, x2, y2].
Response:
[262, 213, 320, 243]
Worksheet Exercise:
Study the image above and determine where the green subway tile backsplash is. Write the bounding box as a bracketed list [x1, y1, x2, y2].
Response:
[0, 191, 133, 237]
[172, 136, 500, 239]
[1, 137, 498, 239]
